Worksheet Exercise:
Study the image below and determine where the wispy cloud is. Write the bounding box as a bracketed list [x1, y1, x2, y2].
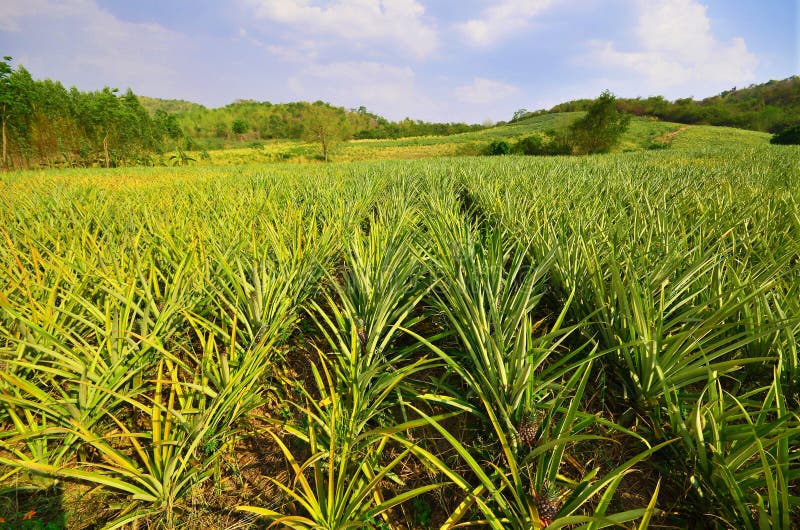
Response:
[242, 0, 438, 59]
[456, 0, 556, 47]
[286, 60, 438, 120]
[0, 0, 77, 32]
[238, 28, 320, 63]
[0, 0, 185, 94]
[454, 77, 519, 104]
[584, 0, 757, 92]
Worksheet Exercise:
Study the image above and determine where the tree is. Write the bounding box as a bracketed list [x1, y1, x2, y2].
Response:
[0, 61, 35, 169]
[512, 108, 529, 121]
[0, 61, 171, 169]
[0, 56, 12, 169]
[512, 133, 571, 156]
[568, 90, 631, 154]
[93, 87, 123, 168]
[154, 110, 184, 144]
[301, 103, 352, 162]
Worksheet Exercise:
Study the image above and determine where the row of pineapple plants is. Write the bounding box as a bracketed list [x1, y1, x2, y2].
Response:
[461, 145, 800, 528]
[0, 168, 373, 526]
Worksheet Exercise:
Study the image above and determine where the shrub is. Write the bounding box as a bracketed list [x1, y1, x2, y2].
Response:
[770, 124, 800, 145]
[231, 119, 249, 136]
[568, 90, 630, 154]
[513, 135, 546, 155]
[487, 139, 510, 155]
[512, 134, 571, 156]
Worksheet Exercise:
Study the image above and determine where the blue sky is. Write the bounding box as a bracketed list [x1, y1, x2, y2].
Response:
[1, 0, 797, 123]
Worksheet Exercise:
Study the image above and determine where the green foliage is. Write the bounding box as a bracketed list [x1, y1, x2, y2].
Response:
[770, 124, 800, 145]
[512, 108, 530, 121]
[0, 62, 183, 169]
[168, 147, 195, 166]
[231, 118, 249, 136]
[137, 95, 206, 114]
[552, 76, 800, 133]
[352, 116, 485, 139]
[512, 133, 571, 156]
[568, 90, 631, 154]
[486, 139, 510, 155]
[301, 102, 353, 162]
[154, 109, 183, 140]
[513, 134, 545, 155]
[137, 96, 487, 145]
[0, 55, 13, 169]
[411, 497, 433, 527]
[0, 56, 12, 85]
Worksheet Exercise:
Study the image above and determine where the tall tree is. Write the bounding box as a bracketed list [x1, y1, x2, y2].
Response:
[0, 56, 12, 169]
[301, 102, 352, 162]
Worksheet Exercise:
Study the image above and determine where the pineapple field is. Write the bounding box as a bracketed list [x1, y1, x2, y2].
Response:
[1, 141, 799, 528]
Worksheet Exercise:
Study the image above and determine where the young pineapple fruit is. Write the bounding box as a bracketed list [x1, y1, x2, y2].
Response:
[517, 412, 542, 446]
[534, 482, 561, 527]
[357, 327, 368, 350]
[355, 318, 368, 351]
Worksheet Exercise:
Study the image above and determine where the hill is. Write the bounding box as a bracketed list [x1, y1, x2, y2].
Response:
[137, 95, 206, 115]
[547, 76, 800, 133]
[136, 97, 485, 150]
[137, 77, 798, 155]
[0, 52, 786, 171]
[179, 112, 772, 166]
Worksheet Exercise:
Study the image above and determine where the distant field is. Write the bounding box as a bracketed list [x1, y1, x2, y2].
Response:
[1, 139, 798, 528]
[178, 112, 754, 166]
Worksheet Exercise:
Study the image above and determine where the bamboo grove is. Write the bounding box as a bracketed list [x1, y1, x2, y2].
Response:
[1, 142, 799, 528]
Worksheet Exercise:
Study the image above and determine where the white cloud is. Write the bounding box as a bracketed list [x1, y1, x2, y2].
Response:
[0, 0, 186, 93]
[0, 0, 79, 31]
[585, 0, 757, 92]
[454, 77, 519, 104]
[285, 60, 440, 120]
[243, 0, 438, 59]
[237, 27, 321, 62]
[266, 41, 321, 63]
[457, 0, 556, 47]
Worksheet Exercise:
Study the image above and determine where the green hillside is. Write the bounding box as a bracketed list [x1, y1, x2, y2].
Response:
[549, 76, 800, 133]
[0, 52, 785, 171]
[180, 112, 770, 166]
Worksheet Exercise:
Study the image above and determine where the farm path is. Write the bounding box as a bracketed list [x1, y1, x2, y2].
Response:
[657, 124, 692, 144]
